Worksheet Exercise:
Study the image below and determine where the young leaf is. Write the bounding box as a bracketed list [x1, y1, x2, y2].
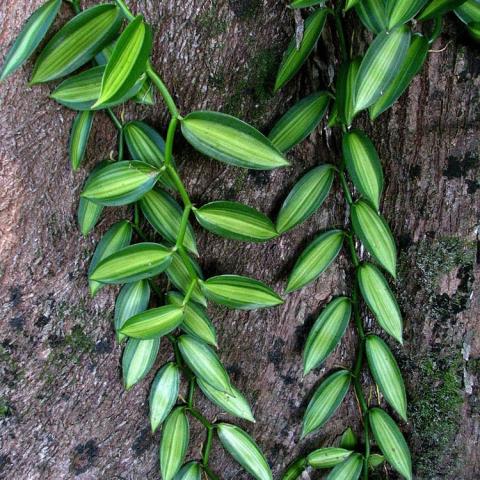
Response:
[340, 427, 358, 449]
[194, 201, 277, 242]
[302, 370, 351, 437]
[326, 452, 363, 480]
[370, 34, 429, 120]
[81, 160, 160, 206]
[217, 423, 273, 480]
[88, 220, 132, 296]
[173, 462, 201, 480]
[366, 335, 407, 420]
[69, 110, 94, 171]
[197, 378, 255, 422]
[351, 200, 397, 277]
[354, 26, 411, 113]
[418, 0, 467, 20]
[120, 305, 183, 339]
[114, 280, 151, 342]
[165, 254, 207, 307]
[290, 0, 326, 8]
[139, 189, 198, 255]
[368, 454, 385, 469]
[303, 297, 352, 374]
[181, 111, 288, 170]
[369, 408, 412, 480]
[30, 4, 122, 83]
[89, 242, 173, 284]
[335, 58, 361, 127]
[343, 130, 384, 210]
[357, 263, 403, 343]
[149, 362, 180, 432]
[160, 407, 190, 480]
[78, 197, 103, 236]
[93, 16, 153, 108]
[178, 335, 232, 393]
[133, 79, 155, 105]
[287, 230, 344, 293]
[122, 338, 160, 390]
[344, 0, 361, 11]
[0, 0, 62, 81]
[455, 0, 480, 24]
[51, 65, 145, 111]
[307, 448, 352, 469]
[386, 0, 429, 29]
[274, 8, 329, 91]
[268, 91, 330, 152]
[355, 0, 388, 33]
[281, 458, 307, 480]
[200, 275, 283, 310]
[167, 292, 217, 346]
[276, 165, 335, 234]
[123, 120, 175, 189]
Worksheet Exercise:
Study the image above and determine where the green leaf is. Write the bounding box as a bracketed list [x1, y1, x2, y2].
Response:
[274, 8, 329, 91]
[123, 120, 175, 189]
[366, 335, 407, 420]
[165, 253, 207, 307]
[167, 292, 217, 346]
[386, 0, 429, 28]
[340, 427, 358, 449]
[194, 201, 277, 242]
[351, 200, 397, 277]
[343, 130, 384, 210]
[344, 0, 361, 10]
[369, 408, 412, 480]
[355, 0, 388, 33]
[281, 458, 307, 480]
[0, 0, 62, 81]
[335, 58, 361, 127]
[307, 448, 352, 468]
[357, 263, 403, 343]
[81, 160, 160, 206]
[181, 111, 288, 170]
[77, 161, 110, 236]
[149, 362, 180, 432]
[354, 26, 411, 113]
[276, 165, 335, 234]
[368, 454, 385, 469]
[31, 4, 122, 83]
[302, 370, 351, 437]
[303, 297, 352, 374]
[50, 65, 145, 110]
[88, 220, 132, 295]
[290, 0, 326, 8]
[173, 462, 201, 480]
[467, 21, 480, 40]
[178, 335, 232, 393]
[197, 378, 255, 422]
[217, 423, 273, 480]
[268, 91, 330, 152]
[114, 280, 150, 342]
[287, 230, 344, 293]
[122, 338, 160, 389]
[160, 407, 190, 480]
[326, 453, 363, 480]
[370, 34, 429, 120]
[93, 16, 152, 108]
[418, 0, 467, 20]
[200, 275, 283, 310]
[139, 189, 198, 255]
[120, 305, 183, 340]
[455, 0, 480, 23]
[69, 110, 94, 171]
[133, 79, 155, 105]
[89, 242, 173, 284]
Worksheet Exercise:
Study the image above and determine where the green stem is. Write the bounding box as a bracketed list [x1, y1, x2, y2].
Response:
[107, 108, 123, 131]
[187, 407, 212, 430]
[118, 129, 124, 161]
[176, 205, 192, 248]
[182, 279, 197, 305]
[146, 62, 179, 118]
[428, 16, 443, 44]
[202, 426, 214, 467]
[187, 378, 196, 408]
[203, 465, 221, 480]
[114, 0, 135, 21]
[339, 170, 353, 205]
[334, 7, 348, 62]
[168, 335, 184, 368]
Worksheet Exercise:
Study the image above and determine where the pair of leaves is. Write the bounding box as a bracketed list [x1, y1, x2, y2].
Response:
[181, 111, 288, 170]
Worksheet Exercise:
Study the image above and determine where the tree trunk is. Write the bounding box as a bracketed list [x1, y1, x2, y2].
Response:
[0, 1, 478, 479]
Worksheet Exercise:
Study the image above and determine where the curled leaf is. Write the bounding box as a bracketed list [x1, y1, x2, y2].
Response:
[335, 58, 361, 127]
[122, 338, 159, 390]
[69, 110, 94, 171]
[340, 427, 358, 450]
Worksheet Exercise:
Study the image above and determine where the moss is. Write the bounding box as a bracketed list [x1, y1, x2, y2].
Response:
[409, 352, 464, 478]
[196, 2, 227, 37]
[0, 399, 10, 417]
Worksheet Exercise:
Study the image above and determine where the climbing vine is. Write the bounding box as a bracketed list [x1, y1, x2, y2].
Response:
[2, 0, 477, 479]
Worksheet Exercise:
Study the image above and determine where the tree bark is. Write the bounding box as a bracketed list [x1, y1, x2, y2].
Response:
[0, 1, 479, 479]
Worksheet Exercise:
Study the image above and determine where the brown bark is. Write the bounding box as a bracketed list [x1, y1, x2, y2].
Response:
[0, 1, 479, 479]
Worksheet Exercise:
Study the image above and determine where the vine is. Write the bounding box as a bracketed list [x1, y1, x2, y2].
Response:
[1, 0, 477, 479]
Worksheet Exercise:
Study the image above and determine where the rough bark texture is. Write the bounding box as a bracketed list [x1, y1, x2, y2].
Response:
[0, 1, 479, 479]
